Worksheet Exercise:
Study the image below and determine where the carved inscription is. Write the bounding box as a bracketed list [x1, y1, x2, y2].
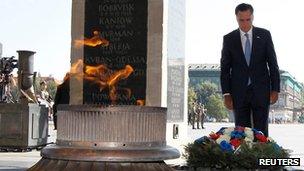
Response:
[167, 64, 185, 122]
[83, 0, 147, 104]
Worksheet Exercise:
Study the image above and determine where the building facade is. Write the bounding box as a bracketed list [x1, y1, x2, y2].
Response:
[270, 71, 303, 122]
[188, 63, 304, 122]
[188, 64, 221, 92]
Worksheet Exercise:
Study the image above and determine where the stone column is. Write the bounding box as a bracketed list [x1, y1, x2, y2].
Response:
[70, 0, 164, 106]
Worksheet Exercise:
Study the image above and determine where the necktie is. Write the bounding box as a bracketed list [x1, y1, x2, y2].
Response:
[244, 33, 251, 66]
[244, 33, 251, 85]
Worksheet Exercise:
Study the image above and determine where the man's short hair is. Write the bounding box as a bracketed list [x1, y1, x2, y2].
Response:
[235, 3, 254, 15]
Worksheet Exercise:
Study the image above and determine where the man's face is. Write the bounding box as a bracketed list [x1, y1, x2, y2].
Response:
[236, 10, 253, 32]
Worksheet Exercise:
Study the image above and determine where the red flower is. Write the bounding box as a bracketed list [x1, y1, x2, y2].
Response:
[230, 138, 242, 148]
[209, 133, 220, 140]
[255, 134, 268, 142]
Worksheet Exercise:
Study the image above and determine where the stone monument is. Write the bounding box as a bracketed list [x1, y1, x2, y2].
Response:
[69, 0, 164, 106]
[29, 0, 180, 170]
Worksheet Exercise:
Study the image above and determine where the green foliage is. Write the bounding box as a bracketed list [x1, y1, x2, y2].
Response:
[33, 72, 42, 93]
[205, 94, 228, 120]
[298, 114, 304, 123]
[188, 87, 197, 114]
[184, 140, 290, 170]
[195, 81, 217, 104]
[34, 73, 57, 99]
[8, 73, 57, 103]
[190, 81, 228, 120]
[46, 79, 57, 99]
[10, 83, 19, 103]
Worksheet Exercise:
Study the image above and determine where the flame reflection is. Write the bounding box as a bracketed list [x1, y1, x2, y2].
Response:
[70, 60, 141, 104]
[74, 31, 109, 48]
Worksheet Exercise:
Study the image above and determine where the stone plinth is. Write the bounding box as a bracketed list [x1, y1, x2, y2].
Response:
[29, 105, 179, 171]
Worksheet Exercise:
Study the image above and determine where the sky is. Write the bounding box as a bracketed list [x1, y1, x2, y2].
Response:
[0, 0, 303, 83]
[0, 0, 72, 80]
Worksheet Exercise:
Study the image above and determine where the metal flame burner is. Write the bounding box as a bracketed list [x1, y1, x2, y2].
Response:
[29, 105, 180, 171]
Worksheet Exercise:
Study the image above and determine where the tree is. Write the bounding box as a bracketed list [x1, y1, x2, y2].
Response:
[188, 87, 197, 124]
[191, 81, 229, 121]
[298, 114, 304, 123]
[8, 73, 58, 103]
[33, 72, 42, 94]
[46, 79, 57, 100]
[195, 81, 217, 104]
[34, 74, 57, 100]
[205, 94, 228, 120]
[188, 87, 197, 110]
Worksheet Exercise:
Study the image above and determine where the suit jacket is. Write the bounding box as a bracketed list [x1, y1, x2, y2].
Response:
[220, 27, 280, 107]
[53, 79, 70, 115]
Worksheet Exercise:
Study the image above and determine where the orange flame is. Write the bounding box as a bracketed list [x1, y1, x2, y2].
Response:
[107, 65, 134, 104]
[70, 59, 84, 81]
[136, 100, 145, 106]
[69, 59, 142, 105]
[85, 65, 108, 91]
[108, 65, 134, 86]
[74, 30, 109, 48]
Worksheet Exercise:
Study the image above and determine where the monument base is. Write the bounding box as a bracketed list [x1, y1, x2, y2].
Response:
[29, 105, 179, 171]
[29, 144, 178, 170]
[29, 158, 174, 171]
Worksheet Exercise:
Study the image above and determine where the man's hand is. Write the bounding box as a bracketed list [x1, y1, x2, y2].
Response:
[270, 91, 279, 104]
[223, 94, 233, 110]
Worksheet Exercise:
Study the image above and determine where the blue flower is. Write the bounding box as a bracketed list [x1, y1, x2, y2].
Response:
[252, 128, 264, 135]
[216, 127, 227, 135]
[230, 130, 245, 139]
[252, 128, 258, 133]
[220, 140, 234, 152]
[194, 136, 209, 144]
[271, 142, 282, 151]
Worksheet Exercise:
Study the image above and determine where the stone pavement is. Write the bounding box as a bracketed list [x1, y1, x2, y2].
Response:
[1, 122, 304, 170]
[0, 151, 40, 170]
[0, 122, 57, 171]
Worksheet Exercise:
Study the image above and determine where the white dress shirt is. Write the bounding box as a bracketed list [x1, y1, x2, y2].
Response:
[240, 27, 253, 55]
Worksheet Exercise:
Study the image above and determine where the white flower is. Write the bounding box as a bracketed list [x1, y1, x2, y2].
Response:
[244, 137, 253, 148]
[267, 137, 274, 142]
[244, 127, 252, 132]
[223, 127, 234, 135]
[244, 137, 253, 143]
[244, 129, 254, 140]
[216, 134, 231, 144]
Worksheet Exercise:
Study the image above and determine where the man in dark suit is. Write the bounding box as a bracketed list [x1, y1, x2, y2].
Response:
[53, 73, 70, 130]
[220, 3, 280, 136]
